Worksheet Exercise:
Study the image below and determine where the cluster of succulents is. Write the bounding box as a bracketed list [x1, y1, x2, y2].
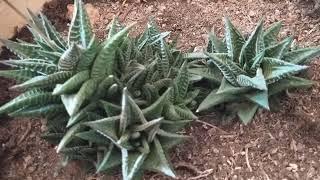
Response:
[0, 0, 320, 179]
[185, 18, 320, 124]
[0, 0, 197, 179]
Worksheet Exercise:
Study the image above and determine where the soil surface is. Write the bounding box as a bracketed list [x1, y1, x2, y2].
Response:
[1, 0, 320, 179]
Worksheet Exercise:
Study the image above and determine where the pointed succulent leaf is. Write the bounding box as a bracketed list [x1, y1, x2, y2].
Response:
[182, 52, 208, 59]
[75, 130, 109, 144]
[153, 78, 172, 90]
[53, 70, 90, 95]
[245, 90, 269, 110]
[249, 51, 265, 74]
[143, 87, 171, 120]
[157, 40, 170, 78]
[188, 67, 222, 84]
[9, 104, 65, 117]
[224, 17, 245, 62]
[38, 50, 61, 63]
[100, 100, 121, 117]
[237, 68, 267, 90]
[1, 39, 40, 59]
[161, 120, 192, 133]
[141, 84, 159, 105]
[85, 116, 120, 143]
[58, 43, 81, 71]
[122, 149, 148, 180]
[0, 69, 39, 82]
[68, 0, 93, 47]
[283, 48, 320, 64]
[181, 89, 200, 106]
[237, 102, 259, 125]
[39, 13, 67, 50]
[132, 118, 163, 132]
[264, 21, 282, 47]
[142, 138, 176, 178]
[148, 31, 171, 46]
[97, 144, 122, 172]
[11, 71, 73, 89]
[207, 31, 227, 53]
[61, 79, 97, 116]
[95, 75, 115, 99]
[174, 105, 197, 120]
[239, 20, 264, 66]
[265, 36, 293, 59]
[175, 61, 189, 99]
[0, 89, 60, 114]
[77, 36, 99, 71]
[27, 8, 46, 34]
[1, 59, 57, 75]
[206, 52, 238, 86]
[67, 102, 98, 127]
[107, 83, 120, 99]
[163, 104, 183, 120]
[217, 78, 250, 94]
[263, 58, 308, 84]
[107, 17, 124, 40]
[269, 76, 314, 96]
[91, 23, 135, 78]
[56, 123, 84, 153]
[120, 88, 147, 135]
[197, 89, 240, 112]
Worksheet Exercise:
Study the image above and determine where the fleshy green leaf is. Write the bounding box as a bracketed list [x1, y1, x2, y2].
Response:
[245, 90, 269, 110]
[1, 59, 57, 75]
[11, 71, 73, 89]
[122, 149, 148, 180]
[265, 37, 293, 59]
[58, 43, 81, 71]
[53, 70, 90, 95]
[237, 102, 259, 125]
[224, 17, 245, 62]
[91, 23, 135, 78]
[75, 130, 110, 144]
[268, 76, 314, 96]
[67, 102, 98, 127]
[197, 89, 239, 112]
[142, 138, 176, 178]
[0, 89, 60, 114]
[217, 78, 249, 94]
[84, 116, 120, 144]
[207, 31, 227, 53]
[56, 123, 83, 153]
[237, 68, 267, 90]
[61, 79, 97, 116]
[0, 69, 39, 82]
[283, 48, 320, 64]
[0, 39, 40, 59]
[264, 21, 282, 47]
[263, 58, 308, 83]
[97, 144, 121, 172]
[239, 20, 264, 66]
[68, 0, 93, 47]
[9, 104, 65, 117]
[206, 53, 238, 86]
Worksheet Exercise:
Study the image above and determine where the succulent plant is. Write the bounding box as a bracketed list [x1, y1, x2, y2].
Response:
[0, 0, 196, 179]
[185, 18, 320, 124]
[84, 88, 189, 179]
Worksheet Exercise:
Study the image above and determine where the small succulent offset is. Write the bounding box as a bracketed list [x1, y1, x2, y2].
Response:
[186, 18, 320, 124]
[0, 0, 196, 179]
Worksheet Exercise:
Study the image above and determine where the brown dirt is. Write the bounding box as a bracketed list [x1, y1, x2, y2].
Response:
[1, 0, 320, 179]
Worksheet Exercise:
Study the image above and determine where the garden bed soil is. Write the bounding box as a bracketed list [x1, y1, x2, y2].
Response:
[1, 0, 320, 179]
